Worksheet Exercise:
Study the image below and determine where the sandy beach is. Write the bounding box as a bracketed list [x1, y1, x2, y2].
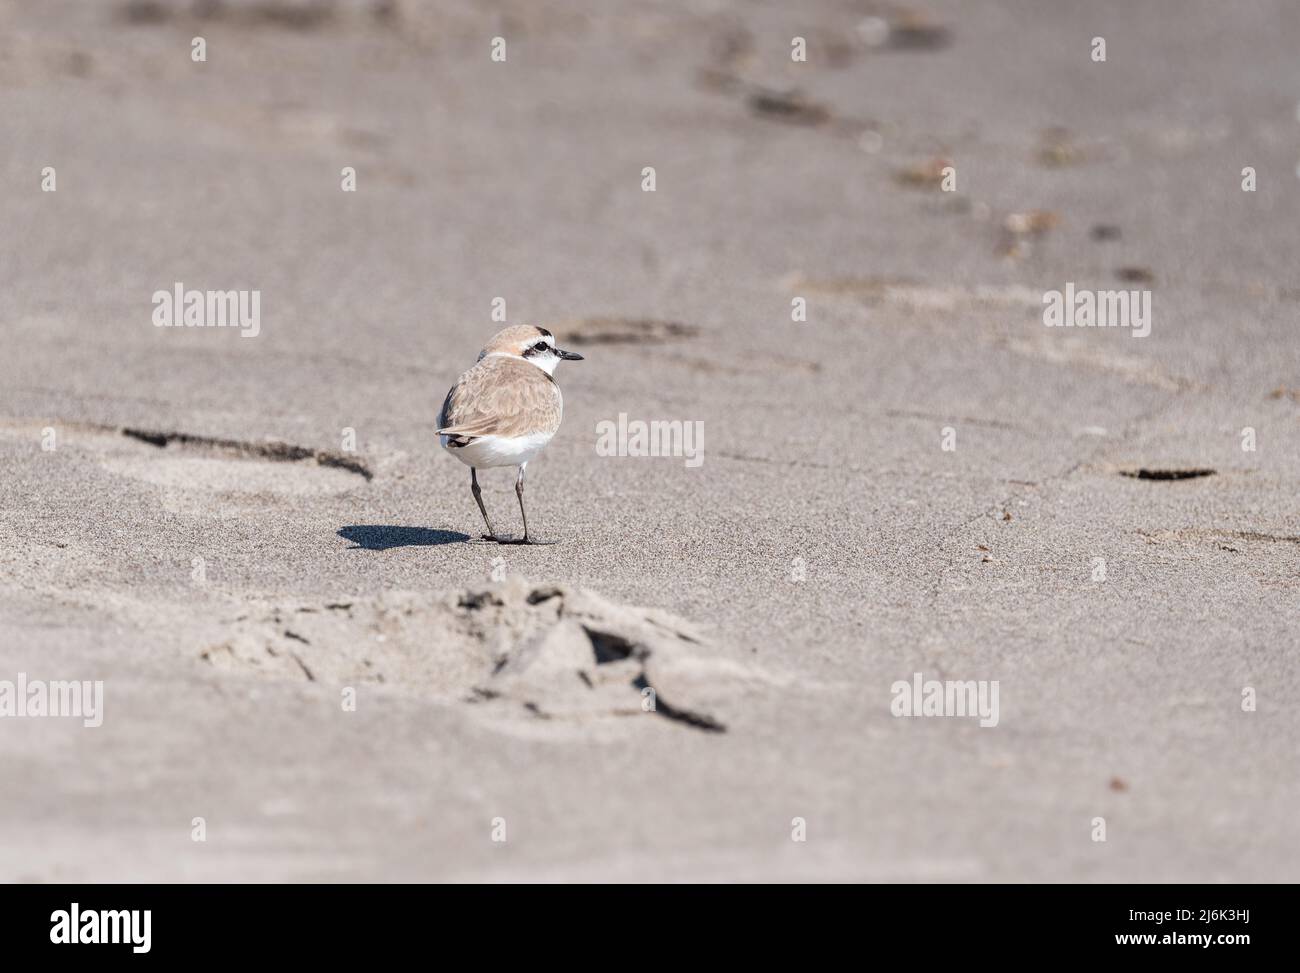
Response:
[1, 0, 1298, 881]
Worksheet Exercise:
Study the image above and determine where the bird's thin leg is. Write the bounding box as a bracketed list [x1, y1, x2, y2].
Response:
[515, 463, 529, 543]
[471, 468, 496, 540]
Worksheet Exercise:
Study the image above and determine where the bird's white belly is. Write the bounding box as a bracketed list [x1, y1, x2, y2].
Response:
[441, 431, 554, 468]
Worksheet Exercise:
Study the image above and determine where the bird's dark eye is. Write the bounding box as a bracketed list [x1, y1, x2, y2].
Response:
[533, 342, 548, 352]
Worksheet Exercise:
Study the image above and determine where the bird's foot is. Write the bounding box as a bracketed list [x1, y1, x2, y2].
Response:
[467, 532, 559, 546]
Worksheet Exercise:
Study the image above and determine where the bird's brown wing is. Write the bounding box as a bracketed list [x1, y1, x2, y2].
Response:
[437, 356, 562, 441]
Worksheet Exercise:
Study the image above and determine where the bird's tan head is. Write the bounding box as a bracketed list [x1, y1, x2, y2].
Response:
[479, 325, 584, 375]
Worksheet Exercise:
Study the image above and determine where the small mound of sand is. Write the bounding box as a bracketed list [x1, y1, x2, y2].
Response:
[200, 578, 765, 732]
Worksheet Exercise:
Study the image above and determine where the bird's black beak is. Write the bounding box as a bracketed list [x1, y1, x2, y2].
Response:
[557, 348, 584, 361]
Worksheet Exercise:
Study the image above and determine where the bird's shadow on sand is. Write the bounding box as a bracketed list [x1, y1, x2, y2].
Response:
[338, 525, 471, 550]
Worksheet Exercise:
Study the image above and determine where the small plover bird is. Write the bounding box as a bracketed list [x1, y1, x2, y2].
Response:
[437, 325, 584, 544]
